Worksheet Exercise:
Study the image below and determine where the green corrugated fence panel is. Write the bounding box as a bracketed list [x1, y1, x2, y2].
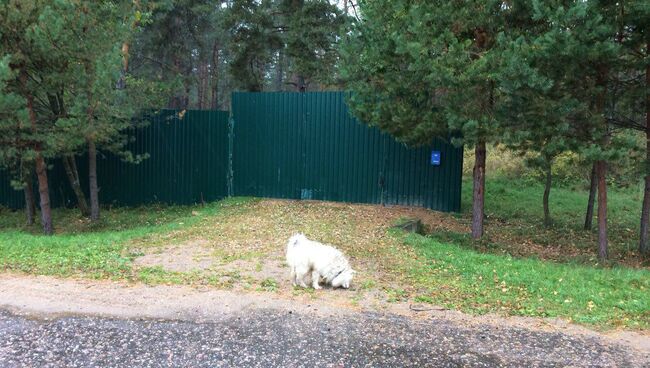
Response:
[232, 91, 463, 212]
[2, 93, 462, 213]
[0, 109, 230, 210]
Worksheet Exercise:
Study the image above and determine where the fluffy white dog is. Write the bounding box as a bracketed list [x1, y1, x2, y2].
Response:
[285, 233, 355, 289]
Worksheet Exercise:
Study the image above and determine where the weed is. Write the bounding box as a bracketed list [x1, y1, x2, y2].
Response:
[260, 278, 279, 292]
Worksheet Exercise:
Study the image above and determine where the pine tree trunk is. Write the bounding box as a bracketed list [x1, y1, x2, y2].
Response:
[183, 77, 191, 109]
[88, 140, 100, 221]
[22, 70, 53, 235]
[296, 75, 306, 92]
[584, 163, 597, 230]
[276, 50, 284, 91]
[210, 41, 220, 109]
[472, 141, 486, 239]
[543, 162, 552, 228]
[641, 158, 650, 256]
[197, 59, 208, 109]
[594, 67, 609, 261]
[117, 42, 129, 89]
[183, 52, 192, 108]
[34, 155, 52, 235]
[639, 60, 650, 256]
[62, 155, 90, 216]
[596, 160, 608, 260]
[169, 56, 183, 109]
[23, 167, 35, 226]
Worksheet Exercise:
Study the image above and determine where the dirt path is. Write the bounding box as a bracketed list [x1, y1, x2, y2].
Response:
[0, 274, 648, 359]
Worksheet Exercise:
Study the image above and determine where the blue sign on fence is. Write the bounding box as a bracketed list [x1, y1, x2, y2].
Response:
[431, 151, 441, 166]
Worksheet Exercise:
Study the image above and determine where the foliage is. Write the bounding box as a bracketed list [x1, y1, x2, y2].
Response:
[466, 139, 645, 189]
[0, 55, 28, 175]
[131, 0, 223, 108]
[225, 0, 283, 91]
[225, 0, 346, 92]
[131, 0, 348, 107]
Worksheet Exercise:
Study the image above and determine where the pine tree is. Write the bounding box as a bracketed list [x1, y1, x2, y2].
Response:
[341, 0, 530, 239]
[38, 1, 159, 222]
[525, 1, 635, 260]
[277, 0, 346, 91]
[1, 1, 160, 227]
[0, 1, 65, 234]
[225, 0, 282, 91]
[618, 1, 650, 256]
[225, 0, 346, 92]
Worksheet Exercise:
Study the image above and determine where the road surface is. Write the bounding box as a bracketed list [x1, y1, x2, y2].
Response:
[1, 306, 647, 367]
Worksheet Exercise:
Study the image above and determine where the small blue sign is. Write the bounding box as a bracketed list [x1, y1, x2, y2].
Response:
[431, 151, 441, 166]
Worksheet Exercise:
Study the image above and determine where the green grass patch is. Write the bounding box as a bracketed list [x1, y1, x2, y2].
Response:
[259, 278, 279, 292]
[444, 176, 647, 266]
[0, 199, 256, 278]
[404, 233, 650, 329]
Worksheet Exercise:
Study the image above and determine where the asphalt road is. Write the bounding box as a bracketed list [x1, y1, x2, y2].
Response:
[0, 308, 646, 368]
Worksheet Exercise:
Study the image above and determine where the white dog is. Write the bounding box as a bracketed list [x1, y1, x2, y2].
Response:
[285, 233, 355, 289]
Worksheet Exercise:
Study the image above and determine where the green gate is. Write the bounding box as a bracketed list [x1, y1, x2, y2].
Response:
[231, 92, 463, 212]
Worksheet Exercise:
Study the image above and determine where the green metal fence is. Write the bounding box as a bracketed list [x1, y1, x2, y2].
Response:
[1, 93, 463, 213]
[232, 92, 463, 212]
[0, 109, 230, 209]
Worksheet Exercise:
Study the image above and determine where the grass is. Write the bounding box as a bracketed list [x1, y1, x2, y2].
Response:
[260, 278, 279, 292]
[0, 180, 648, 330]
[0, 198, 254, 278]
[403, 232, 649, 329]
[429, 176, 648, 267]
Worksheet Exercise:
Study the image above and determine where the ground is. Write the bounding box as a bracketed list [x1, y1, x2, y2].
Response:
[1, 275, 648, 367]
[2, 193, 648, 329]
[1, 178, 650, 366]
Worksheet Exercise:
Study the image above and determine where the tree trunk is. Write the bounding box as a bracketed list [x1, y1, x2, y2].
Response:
[169, 56, 183, 109]
[639, 59, 650, 256]
[197, 59, 209, 109]
[596, 160, 608, 260]
[183, 80, 191, 109]
[641, 157, 650, 256]
[472, 141, 486, 239]
[22, 71, 53, 235]
[584, 163, 597, 230]
[543, 162, 552, 228]
[594, 66, 609, 261]
[23, 166, 35, 226]
[88, 140, 100, 221]
[117, 42, 129, 89]
[210, 42, 220, 109]
[296, 75, 306, 92]
[275, 50, 284, 91]
[62, 155, 90, 216]
[183, 52, 193, 109]
[34, 155, 53, 234]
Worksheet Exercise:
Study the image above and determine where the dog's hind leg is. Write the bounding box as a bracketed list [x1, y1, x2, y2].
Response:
[290, 266, 297, 287]
[295, 266, 310, 288]
[311, 270, 322, 290]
